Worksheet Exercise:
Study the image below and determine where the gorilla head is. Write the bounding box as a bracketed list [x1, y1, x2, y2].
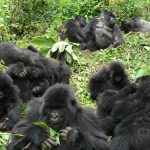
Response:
[41, 84, 78, 131]
[100, 9, 116, 28]
[75, 15, 87, 28]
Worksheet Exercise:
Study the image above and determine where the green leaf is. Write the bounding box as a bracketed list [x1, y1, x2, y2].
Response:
[33, 122, 60, 145]
[31, 36, 55, 46]
[135, 68, 150, 80]
[33, 121, 49, 130]
[49, 128, 60, 145]
[65, 45, 73, 54]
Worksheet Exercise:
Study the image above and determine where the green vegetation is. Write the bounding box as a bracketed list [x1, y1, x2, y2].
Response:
[0, 0, 149, 108]
[0, 0, 149, 106]
[0, 0, 150, 148]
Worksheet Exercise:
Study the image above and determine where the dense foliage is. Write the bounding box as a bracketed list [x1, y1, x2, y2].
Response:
[0, 0, 150, 148]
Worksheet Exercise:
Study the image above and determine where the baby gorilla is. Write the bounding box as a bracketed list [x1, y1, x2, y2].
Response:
[0, 73, 22, 131]
[89, 61, 130, 100]
[8, 84, 110, 150]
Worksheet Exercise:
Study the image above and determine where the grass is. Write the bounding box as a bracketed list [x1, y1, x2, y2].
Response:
[70, 32, 150, 107]
[12, 32, 150, 108]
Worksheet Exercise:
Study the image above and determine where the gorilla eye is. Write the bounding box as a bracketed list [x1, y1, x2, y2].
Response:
[71, 99, 76, 106]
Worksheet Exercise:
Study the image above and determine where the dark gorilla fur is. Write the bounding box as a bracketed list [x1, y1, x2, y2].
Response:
[0, 73, 22, 131]
[0, 43, 71, 102]
[121, 18, 150, 33]
[136, 75, 150, 85]
[60, 9, 124, 51]
[89, 61, 130, 100]
[97, 80, 150, 137]
[97, 84, 137, 135]
[109, 81, 150, 150]
[60, 16, 86, 43]
[74, 15, 87, 28]
[8, 84, 110, 150]
[81, 9, 124, 51]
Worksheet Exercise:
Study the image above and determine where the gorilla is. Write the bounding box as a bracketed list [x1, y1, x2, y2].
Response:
[89, 61, 130, 100]
[27, 45, 39, 53]
[110, 106, 150, 150]
[109, 80, 150, 150]
[74, 15, 87, 28]
[7, 84, 110, 150]
[60, 10, 124, 51]
[6, 62, 50, 103]
[60, 16, 86, 43]
[121, 18, 150, 33]
[136, 74, 150, 84]
[0, 43, 71, 102]
[0, 73, 22, 131]
[97, 79, 150, 137]
[96, 84, 137, 135]
[81, 9, 124, 51]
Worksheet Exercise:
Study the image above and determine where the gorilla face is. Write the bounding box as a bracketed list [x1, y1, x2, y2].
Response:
[41, 84, 78, 131]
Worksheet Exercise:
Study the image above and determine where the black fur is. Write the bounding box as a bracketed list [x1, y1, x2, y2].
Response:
[89, 61, 130, 100]
[75, 15, 87, 28]
[81, 9, 124, 51]
[97, 84, 137, 135]
[60, 18, 86, 43]
[8, 84, 110, 150]
[121, 18, 150, 33]
[60, 10, 124, 51]
[0, 73, 22, 131]
[97, 79, 150, 136]
[109, 81, 150, 150]
[0, 43, 71, 102]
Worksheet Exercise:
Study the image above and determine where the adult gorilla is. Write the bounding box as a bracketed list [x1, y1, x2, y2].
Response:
[60, 10, 124, 51]
[0, 43, 71, 102]
[109, 81, 150, 150]
[97, 79, 150, 136]
[121, 18, 150, 33]
[0, 73, 22, 131]
[81, 9, 124, 51]
[8, 84, 110, 150]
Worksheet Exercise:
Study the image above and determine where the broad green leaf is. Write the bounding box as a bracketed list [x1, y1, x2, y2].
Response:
[65, 45, 73, 54]
[135, 68, 150, 80]
[31, 36, 55, 46]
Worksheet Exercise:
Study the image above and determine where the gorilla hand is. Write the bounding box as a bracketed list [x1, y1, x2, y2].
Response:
[9, 62, 27, 78]
[60, 127, 79, 141]
[41, 136, 57, 149]
[0, 118, 9, 129]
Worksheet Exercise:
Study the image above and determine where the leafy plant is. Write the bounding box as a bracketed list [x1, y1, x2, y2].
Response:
[30, 36, 56, 55]
[0, 132, 24, 150]
[33, 121, 60, 146]
[48, 41, 79, 65]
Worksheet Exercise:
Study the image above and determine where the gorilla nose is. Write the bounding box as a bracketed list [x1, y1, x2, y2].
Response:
[51, 111, 59, 121]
